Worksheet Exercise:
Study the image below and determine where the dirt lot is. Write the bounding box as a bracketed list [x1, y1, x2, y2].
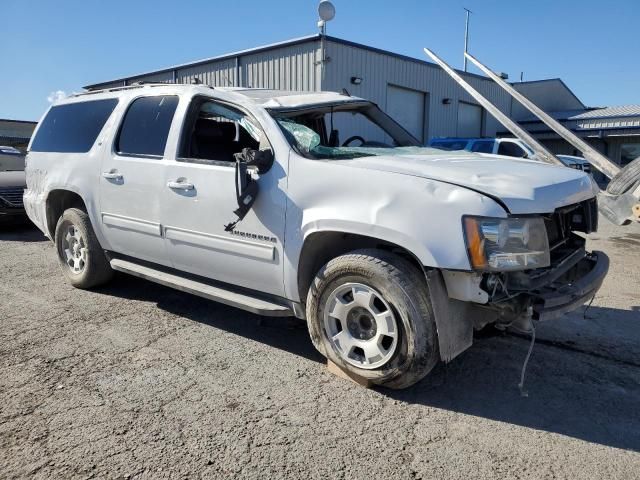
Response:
[1, 218, 639, 479]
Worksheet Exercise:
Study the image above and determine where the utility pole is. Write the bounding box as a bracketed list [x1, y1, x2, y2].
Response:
[463, 8, 472, 72]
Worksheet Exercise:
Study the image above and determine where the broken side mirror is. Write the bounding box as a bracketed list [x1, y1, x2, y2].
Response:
[228, 148, 274, 227]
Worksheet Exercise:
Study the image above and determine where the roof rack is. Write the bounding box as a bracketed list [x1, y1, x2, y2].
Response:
[76, 82, 217, 97]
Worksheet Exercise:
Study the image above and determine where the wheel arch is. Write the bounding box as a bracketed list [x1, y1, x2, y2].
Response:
[296, 229, 429, 305]
[45, 189, 88, 238]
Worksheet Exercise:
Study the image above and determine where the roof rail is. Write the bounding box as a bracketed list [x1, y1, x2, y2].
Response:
[81, 82, 217, 95]
[71, 84, 146, 97]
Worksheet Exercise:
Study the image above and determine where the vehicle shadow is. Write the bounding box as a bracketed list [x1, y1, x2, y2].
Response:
[387, 317, 640, 452]
[93, 275, 640, 452]
[95, 273, 323, 364]
[0, 222, 47, 242]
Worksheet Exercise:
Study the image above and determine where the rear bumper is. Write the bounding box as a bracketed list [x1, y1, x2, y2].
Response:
[531, 251, 609, 321]
[22, 190, 49, 237]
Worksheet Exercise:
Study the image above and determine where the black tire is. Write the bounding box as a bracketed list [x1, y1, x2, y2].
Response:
[54, 208, 113, 289]
[306, 249, 438, 389]
[606, 156, 640, 195]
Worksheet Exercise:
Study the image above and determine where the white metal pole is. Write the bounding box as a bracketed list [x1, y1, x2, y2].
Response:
[424, 47, 564, 166]
[464, 51, 621, 179]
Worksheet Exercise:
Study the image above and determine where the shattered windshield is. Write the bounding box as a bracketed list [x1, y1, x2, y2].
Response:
[271, 102, 424, 160]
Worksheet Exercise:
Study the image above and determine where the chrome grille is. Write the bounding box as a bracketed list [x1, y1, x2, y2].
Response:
[0, 187, 24, 208]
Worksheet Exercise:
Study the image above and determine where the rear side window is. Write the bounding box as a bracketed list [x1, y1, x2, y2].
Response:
[116, 96, 179, 157]
[30, 99, 118, 153]
[470, 141, 494, 153]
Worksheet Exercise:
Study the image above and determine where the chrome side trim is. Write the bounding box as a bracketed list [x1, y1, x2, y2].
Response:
[101, 213, 162, 236]
[164, 226, 275, 261]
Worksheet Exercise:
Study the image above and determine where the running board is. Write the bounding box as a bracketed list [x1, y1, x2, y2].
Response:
[109, 258, 294, 317]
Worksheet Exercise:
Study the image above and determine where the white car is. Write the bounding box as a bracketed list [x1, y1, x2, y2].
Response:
[24, 85, 607, 388]
[430, 137, 592, 174]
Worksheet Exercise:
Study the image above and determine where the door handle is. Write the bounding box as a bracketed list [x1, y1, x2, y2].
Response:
[102, 170, 123, 181]
[167, 180, 195, 191]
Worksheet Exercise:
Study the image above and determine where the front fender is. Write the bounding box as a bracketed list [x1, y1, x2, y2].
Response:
[282, 155, 508, 302]
[300, 218, 438, 266]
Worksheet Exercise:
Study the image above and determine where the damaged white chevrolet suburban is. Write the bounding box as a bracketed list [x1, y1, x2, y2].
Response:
[24, 85, 608, 388]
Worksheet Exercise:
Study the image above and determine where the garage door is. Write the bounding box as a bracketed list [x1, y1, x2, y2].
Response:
[386, 85, 426, 142]
[457, 102, 482, 137]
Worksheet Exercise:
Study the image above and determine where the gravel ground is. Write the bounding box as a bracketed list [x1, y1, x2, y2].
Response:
[1, 217, 639, 479]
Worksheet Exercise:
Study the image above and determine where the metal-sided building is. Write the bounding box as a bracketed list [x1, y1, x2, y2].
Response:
[0, 119, 37, 151]
[506, 79, 640, 169]
[84, 34, 512, 144]
[85, 34, 639, 168]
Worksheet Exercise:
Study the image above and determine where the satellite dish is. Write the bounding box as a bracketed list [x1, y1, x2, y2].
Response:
[318, 1, 336, 22]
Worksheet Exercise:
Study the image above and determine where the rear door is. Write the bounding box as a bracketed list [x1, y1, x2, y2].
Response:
[99, 95, 179, 265]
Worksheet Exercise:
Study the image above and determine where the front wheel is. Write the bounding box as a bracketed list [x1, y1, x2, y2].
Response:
[306, 249, 439, 389]
[54, 208, 113, 289]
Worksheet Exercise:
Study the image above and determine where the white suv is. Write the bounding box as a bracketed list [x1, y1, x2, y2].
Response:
[24, 84, 607, 388]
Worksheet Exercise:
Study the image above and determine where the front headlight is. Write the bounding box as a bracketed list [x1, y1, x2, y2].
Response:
[463, 216, 550, 271]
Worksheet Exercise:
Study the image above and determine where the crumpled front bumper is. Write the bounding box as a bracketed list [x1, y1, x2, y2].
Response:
[531, 251, 609, 321]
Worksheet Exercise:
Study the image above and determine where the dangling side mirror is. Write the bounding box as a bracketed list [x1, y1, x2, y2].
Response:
[227, 149, 274, 229]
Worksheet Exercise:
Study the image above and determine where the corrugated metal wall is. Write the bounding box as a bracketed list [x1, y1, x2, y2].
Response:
[177, 58, 237, 86]
[321, 40, 512, 139]
[94, 41, 322, 92]
[88, 37, 517, 140]
[241, 42, 320, 91]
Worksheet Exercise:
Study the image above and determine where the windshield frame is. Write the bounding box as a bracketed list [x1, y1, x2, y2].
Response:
[268, 101, 422, 160]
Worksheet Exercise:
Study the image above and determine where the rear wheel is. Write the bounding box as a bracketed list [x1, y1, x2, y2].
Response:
[54, 208, 113, 289]
[306, 249, 439, 389]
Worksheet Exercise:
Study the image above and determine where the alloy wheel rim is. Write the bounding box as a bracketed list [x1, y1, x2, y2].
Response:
[323, 282, 399, 370]
[61, 223, 87, 274]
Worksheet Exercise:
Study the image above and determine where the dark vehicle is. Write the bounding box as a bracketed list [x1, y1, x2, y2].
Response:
[0, 146, 27, 224]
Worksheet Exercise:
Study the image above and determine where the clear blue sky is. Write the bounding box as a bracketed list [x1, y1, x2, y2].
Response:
[2, 0, 639, 121]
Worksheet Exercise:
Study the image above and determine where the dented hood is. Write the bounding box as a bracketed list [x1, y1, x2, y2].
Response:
[333, 151, 596, 214]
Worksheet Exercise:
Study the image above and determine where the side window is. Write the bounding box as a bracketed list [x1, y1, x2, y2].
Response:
[470, 141, 494, 153]
[31, 98, 118, 153]
[116, 95, 179, 157]
[179, 99, 266, 165]
[498, 141, 527, 158]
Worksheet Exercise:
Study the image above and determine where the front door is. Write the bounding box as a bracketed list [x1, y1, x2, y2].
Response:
[161, 98, 287, 297]
[99, 95, 179, 265]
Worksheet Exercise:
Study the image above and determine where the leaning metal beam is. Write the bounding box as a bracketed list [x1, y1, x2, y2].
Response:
[423, 48, 564, 167]
[464, 52, 621, 180]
